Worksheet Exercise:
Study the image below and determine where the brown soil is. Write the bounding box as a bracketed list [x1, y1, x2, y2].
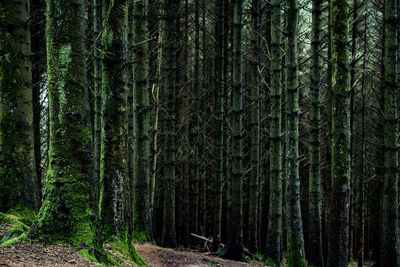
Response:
[135, 243, 265, 267]
[0, 242, 266, 267]
[0, 243, 97, 267]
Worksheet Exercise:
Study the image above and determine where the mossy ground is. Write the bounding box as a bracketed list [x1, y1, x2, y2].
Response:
[0, 208, 32, 247]
[0, 210, 148, 266]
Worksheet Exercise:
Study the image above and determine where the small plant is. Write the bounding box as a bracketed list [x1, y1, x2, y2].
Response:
[264, 257, 278, 267]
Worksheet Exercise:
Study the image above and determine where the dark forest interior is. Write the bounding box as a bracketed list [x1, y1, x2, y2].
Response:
[0, 0, 399, 266]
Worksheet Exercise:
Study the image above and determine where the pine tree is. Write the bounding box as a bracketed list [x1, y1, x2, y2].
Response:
[265, 0, 283, 264]
[31, 0, 101, 256]
[99, 0, 145, 263]
[0, 0, 39, 212]
[328, 0, 351, 265]
[224, 0, 245, 260]
[308, 0, 324, 265]
[285, 0, 306, 264]
[161, 0, 179, 248]
[248, 0, 261, 253]
[380, 0, 399, 265]
[132, 0, 153, 242]
[93, 0, 102, 210]
[213, 0, 225, 252]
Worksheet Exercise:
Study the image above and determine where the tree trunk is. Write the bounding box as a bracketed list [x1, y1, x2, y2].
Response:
[380, 0, 399, 265]
[93, 0, 102, 218]
[328, 0, 351, 265]
[285, 0, 306, 265]
[223, 0, 244, 261]
[99, 0, 145, 263]
[132, 0, 153, 243]
[248, 0, 261, 253]
[0, 0, 39, 212]
[31, 0, 101, 257]
[31, 0, 46, 202]
[192, 0, 200, 236]
[161, 0, 179, 248]
[213, 0, 225, 252]
[308, 0, 324, 265]
[265, 0, 283, 264]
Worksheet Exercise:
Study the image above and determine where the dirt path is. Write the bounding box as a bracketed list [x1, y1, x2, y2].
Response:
[135, 243, 265, 267]
[0, 243, 97, 267]
[0, 242, 265, 267]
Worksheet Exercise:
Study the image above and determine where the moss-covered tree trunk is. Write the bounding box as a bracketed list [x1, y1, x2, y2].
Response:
[248, 0, 260, 253]
[99, 1, 145, 264]
[161, 0, 179, 248]
[100, 0, 128, 240]
[223, 0, 244, 261]
[285, 0, 306, 265]
[31, 0, 99, 252]
[213, 0, 225, 252]
[0, 0, 39, 212]
[327, 0, 351, 265]
[132, 0, 153, 243]
[380, 0, 399, 265]
[264, 0, 283, 264]
[308, 0, 323, 265]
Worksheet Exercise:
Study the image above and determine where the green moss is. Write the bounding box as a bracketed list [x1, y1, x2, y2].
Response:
[264, 257, 278, 267]
[0, 211, 31, 247]
[0, 233, 27, 247]
[286, 235, 306, 267]
[109, 238, 148, 267]
[133, 230, 148, 243]
[7, 205, 36, 226]
[0, 212, 30, 231]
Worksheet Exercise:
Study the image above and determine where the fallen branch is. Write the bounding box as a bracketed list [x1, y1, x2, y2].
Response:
[190, 233, 261, 261]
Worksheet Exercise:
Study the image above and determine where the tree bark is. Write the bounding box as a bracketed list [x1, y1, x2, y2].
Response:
[223, 0, 244, 261]
[0, 0, 39, 212]
[308, 0, 324, 265]
[380, 0, 400, 265]
[328, 0, 351, 265]
[265, 0, 283, 264]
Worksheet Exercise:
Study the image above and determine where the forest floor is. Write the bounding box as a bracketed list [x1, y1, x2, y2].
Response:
[0, 241, 266, 267]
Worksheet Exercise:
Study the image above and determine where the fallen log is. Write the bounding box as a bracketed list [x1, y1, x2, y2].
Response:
[190, 233, 261, 261]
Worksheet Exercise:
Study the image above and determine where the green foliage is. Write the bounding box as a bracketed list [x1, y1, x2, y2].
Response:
[109, 238, 148, 267]
[264, 257, 278, 267]
[0, 233, 27, 247]
[286, 235, 306, 267]
[0, 211, 31, 247]
[215, 250, 224, 257]
[133, 229, 148, 243]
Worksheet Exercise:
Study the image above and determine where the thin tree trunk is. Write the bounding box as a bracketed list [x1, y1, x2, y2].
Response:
[132, 0, 153, 243]
[248, 0, 261, 253]
[31, 0, 46, 202]
[192, 0, 200, 236]
[285, 0, 306, 264]
[161, 0, 179, 248]
[308, 0, 324, 265]
[93, 0, 102, 215]
[223, 0, 244, 261]
[213, 0, 225, 252]
[265, 0, 283, 264]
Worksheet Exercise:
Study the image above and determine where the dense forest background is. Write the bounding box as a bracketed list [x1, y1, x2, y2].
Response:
[0, 0, 399, 266]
